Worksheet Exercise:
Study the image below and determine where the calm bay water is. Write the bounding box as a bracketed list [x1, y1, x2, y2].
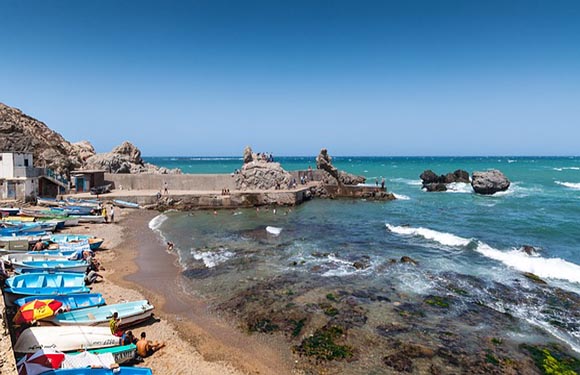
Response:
[146, 156, 580, 359]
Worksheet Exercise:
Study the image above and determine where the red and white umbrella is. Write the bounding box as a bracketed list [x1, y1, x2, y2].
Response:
[17, 348, 65, 375]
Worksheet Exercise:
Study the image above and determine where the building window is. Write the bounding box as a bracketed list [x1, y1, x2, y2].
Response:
[24, 159, 29, 167]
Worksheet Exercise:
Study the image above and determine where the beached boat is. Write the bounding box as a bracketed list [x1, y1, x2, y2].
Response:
[74, 215, 106, 224]
[20, 208, 69, 218]
[1, 253, 70, 264]
[15, 293, 106, 310]
[4, 272, 90, 305]
[36, 197, 66, 207]
[0, 239, 32, 253]
[45, 300, 154, 327]
[0, 207, 20, 216]
[13, 259, 89, 274]
[113, 199, 140, 209]
[13, 326, 120, 353]
[65, 197, 102, 209]
[43, 367, 152, 375]
[50, 234, 104, 250]
[85, 344, 137, 364]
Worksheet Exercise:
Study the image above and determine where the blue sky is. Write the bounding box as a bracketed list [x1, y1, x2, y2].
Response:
[1, 0, 579, 156]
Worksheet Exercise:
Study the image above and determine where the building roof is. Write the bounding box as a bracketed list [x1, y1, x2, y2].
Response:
[71, 170, 107, 174]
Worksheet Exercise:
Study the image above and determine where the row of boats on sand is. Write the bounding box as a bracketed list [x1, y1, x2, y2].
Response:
[1, 198, 153, 375]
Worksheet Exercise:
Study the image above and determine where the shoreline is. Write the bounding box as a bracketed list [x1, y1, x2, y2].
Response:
[93, 208, 296, 375]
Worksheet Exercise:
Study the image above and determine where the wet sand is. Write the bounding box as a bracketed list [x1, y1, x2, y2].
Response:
[96, 208, 296, 375]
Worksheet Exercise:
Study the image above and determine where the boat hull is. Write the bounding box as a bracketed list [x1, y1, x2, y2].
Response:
[14, 293, 106, 310]
[46, 300, 154, 327]
[14, 326, 120, 353]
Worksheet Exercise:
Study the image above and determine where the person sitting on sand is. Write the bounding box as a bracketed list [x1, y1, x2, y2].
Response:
[122, 330, 138, 345]
[84, 268, 103, 285]
[136, 331, 165, 357]
[167, 241, 174, 251]
[109, 312, 123, 337]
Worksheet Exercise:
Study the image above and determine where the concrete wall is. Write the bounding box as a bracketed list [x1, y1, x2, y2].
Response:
[105, 173, 237, 192]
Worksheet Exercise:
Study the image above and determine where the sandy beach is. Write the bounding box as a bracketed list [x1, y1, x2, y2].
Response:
[73, 207, 296, 375]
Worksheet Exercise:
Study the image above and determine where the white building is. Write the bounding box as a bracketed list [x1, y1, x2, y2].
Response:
[0, 152, 55, 201]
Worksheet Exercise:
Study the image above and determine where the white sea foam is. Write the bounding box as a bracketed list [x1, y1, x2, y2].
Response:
[555, 181, 580, 190]
[386, 224, 472, 247]
[192, 248, 234, 268]
[507, 159, 517, 163]
[474, 242, 580, 284]
[389, 178, 422, 186]
[554, 167, 580, 171]
[148, 214, 168, 232]
[445, 182, 472, 194]
[393, 193, 411, 200]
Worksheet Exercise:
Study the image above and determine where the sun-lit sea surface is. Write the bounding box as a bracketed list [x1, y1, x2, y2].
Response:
[145, 156, 580, 353]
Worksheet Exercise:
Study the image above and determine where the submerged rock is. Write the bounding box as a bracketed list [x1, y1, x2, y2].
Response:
[471, 170, 510, 195]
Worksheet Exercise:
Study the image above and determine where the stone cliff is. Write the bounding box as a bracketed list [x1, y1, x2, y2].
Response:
[0, 102, 179, 175]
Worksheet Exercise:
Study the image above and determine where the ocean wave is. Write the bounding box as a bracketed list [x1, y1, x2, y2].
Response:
[389, 178, 422, 186]
[507, 159, 517, 163]
[474, 242, 580, 284]
[386, 224, 472, 247]
[554, 167, 580, 171]
[555, 181, 580, 190]
[148, 214, 168, 231]
[393, 193, 411, 200]
[387, 224, 580, 285]
[192, 248, 234, 268]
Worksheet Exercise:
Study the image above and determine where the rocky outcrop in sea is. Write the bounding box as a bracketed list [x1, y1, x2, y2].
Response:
[84, 141, 180, 174]
[235, 146, 292, 190]
[420, 169, 470, 192]
[316, 148, 366, 185]
[471, 169, 510, 195]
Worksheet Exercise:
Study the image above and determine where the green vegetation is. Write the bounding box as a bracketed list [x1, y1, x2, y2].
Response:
[326, 293, 337, 301]
[248, 318, 279, 334]
[290, 318, 306, 338]
[295, 326, 354, 361]
[523, 344, 580, 375]
[485, 351, 500, 366]
[491, 337, 503, 346]
[319, 302, 339, 316]
[424, 296, 450, 308]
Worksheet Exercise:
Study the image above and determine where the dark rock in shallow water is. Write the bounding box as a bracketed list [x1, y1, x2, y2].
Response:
[520, 245, 539, 256]
[423, 182, 448, 192]
[400, 256, 418, 265]
[522, 272, 548, 285]
[420, 169, 470, 192]
[471, 170, 510, 195]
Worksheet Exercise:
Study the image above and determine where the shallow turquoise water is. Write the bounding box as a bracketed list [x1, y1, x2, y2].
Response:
[147, 156, 580, 352]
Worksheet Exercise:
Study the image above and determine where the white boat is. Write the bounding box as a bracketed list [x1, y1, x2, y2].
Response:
[1, 253, 70, 264]
[45, 300, 154, 327]
[113, 199, 140, 209]
[75, 215, 106, 224]
[63, 218, 80, 227]
[14, 326, 120, 353]
[12, 259, 89, 274]
[266, 226, 282, 236]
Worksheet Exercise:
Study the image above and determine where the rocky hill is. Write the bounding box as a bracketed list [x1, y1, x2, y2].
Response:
[0, 102, 179, 175]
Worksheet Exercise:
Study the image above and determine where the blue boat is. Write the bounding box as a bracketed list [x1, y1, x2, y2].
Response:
[50, 234, 105, 250]
[43, 367, 152, 375]
[4, 272, 89, 305]
[46, 300, 154, 327]
[13, 259, 89, 274]
[14, 293, 106, 310]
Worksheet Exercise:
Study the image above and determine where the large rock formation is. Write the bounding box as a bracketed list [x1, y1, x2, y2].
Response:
[316, 148, 365, 185]
[420, 169, 470, 192]
[471, 170, 510, 195]
[234, 146, 292, 190]
[84, 141, 180, 174]
[0, 102, 179, 176]
[0, 102, 92, 175]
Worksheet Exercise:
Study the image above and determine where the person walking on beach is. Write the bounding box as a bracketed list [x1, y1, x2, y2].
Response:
[109, 206, 115, 223]
[102, 205, 108, 223]
[163, 181, 168, 195]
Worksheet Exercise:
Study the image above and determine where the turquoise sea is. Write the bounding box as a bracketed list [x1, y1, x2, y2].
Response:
[145, 156, 580, 369]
